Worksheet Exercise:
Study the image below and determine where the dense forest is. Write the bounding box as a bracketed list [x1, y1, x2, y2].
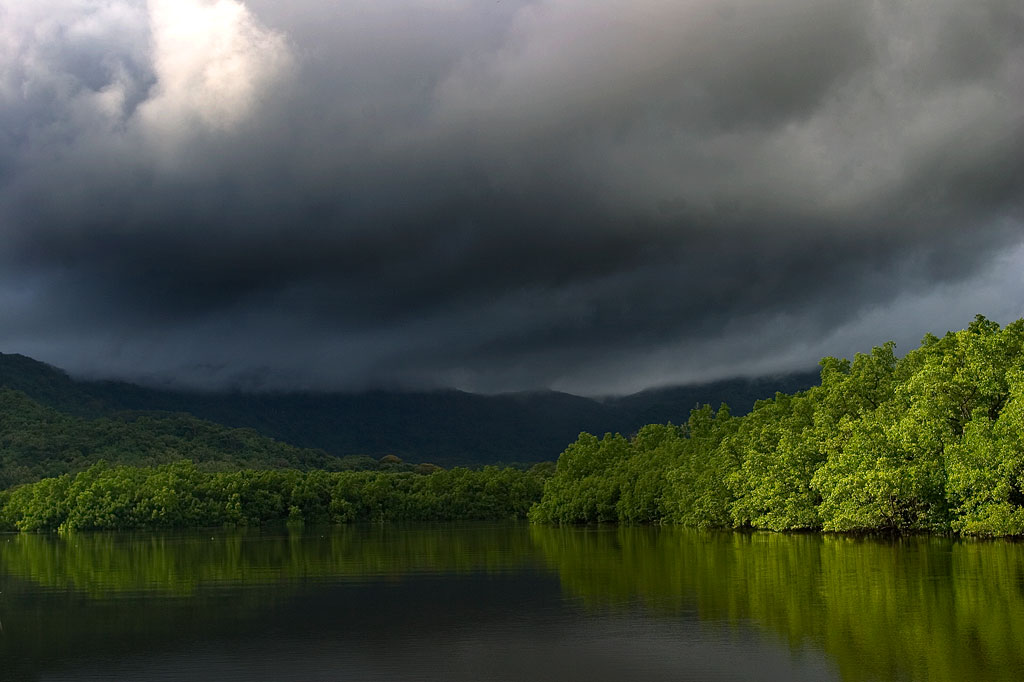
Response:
[0, 351, 817, 467]
[3, 315, 1023, 536]
[0, 460, 549, 532]
[0, 380, 551, 532]
[0, 388, 386, 489]
[531, 316, 1024, 537]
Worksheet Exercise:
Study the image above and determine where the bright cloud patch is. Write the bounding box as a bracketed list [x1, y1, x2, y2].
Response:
[139, 0, 292, 137]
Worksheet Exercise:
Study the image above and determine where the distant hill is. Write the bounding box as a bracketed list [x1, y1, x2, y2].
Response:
[0, 352, 820, 467]
[0, 387, 368, 489]
[602, 373, 824, 427]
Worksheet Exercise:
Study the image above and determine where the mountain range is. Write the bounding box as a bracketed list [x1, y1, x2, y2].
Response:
[0, 352, 819, 467]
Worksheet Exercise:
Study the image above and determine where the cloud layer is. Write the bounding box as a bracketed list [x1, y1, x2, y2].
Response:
[1, 0, 1022, 394]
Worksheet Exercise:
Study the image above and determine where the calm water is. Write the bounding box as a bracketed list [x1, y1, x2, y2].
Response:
[1, 524, 1022, 682]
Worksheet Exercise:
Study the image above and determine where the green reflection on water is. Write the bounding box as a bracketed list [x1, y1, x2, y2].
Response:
[531, 526, 1024, 682]
[0, 523, 540, 597]
[1, 524, 1022, 682]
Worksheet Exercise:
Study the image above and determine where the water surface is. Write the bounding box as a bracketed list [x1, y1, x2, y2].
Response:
[1, 524, 1021, 681]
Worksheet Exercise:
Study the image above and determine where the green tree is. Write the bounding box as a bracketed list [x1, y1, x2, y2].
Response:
[729, 392, 822, 531]
[529, 432, 630, 524]
[946, 370, 1024, 535]
[662, 404, 738, 528]
[616, 423, 684, 523]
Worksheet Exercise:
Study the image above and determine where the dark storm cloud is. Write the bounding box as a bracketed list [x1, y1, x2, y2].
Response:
[1, 0, 1022, 394]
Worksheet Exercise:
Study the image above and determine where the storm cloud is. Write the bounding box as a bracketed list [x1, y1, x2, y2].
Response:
[1, 0, 1022, 394]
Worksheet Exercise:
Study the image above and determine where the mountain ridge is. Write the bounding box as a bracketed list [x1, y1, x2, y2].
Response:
[0, 352, 820, 466]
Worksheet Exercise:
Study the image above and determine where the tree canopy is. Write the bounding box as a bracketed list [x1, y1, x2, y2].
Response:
[532, 316, 1024, 537]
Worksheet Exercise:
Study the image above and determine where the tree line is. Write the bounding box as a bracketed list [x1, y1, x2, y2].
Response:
[0, 460, 549, 532]
[4, 315, 1022, 536]
[530, 316, 1024, 537]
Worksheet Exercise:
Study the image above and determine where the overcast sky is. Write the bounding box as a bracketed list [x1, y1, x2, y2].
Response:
[1, 0, 1022, 395]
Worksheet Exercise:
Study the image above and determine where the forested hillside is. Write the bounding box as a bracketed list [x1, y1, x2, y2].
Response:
[0, 386, 551, 532]
[0, 388, 366, 489]
[5, 316, 1023, 536]
[532, 316, 1024, 537]
[0, 352, 818, 466]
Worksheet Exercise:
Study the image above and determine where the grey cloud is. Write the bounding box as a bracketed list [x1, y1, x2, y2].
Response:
[0, 0, 1022, 394]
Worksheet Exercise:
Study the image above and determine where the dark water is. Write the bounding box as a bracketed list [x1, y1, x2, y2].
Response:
[1, 524, 1022, 682]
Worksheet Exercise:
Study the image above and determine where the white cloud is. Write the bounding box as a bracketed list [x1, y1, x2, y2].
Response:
[138, 0, 292, 141]
[0, 0, 291, 152]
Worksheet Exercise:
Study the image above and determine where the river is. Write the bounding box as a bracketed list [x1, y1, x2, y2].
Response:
[1, 523, 1021, 681]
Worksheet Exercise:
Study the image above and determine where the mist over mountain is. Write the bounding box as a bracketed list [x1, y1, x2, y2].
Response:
[0, 352, 818, 466]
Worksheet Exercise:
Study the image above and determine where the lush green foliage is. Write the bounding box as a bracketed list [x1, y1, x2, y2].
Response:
[533, 316, 1024, 536]
[0, 388, 394, 488]
[0, 460, 547, 532]
[0, 373, 551, 532]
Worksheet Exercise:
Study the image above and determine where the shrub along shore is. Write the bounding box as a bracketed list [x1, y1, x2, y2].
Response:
[3, 316, 1024, 537]
[0, 462, 548, 532]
